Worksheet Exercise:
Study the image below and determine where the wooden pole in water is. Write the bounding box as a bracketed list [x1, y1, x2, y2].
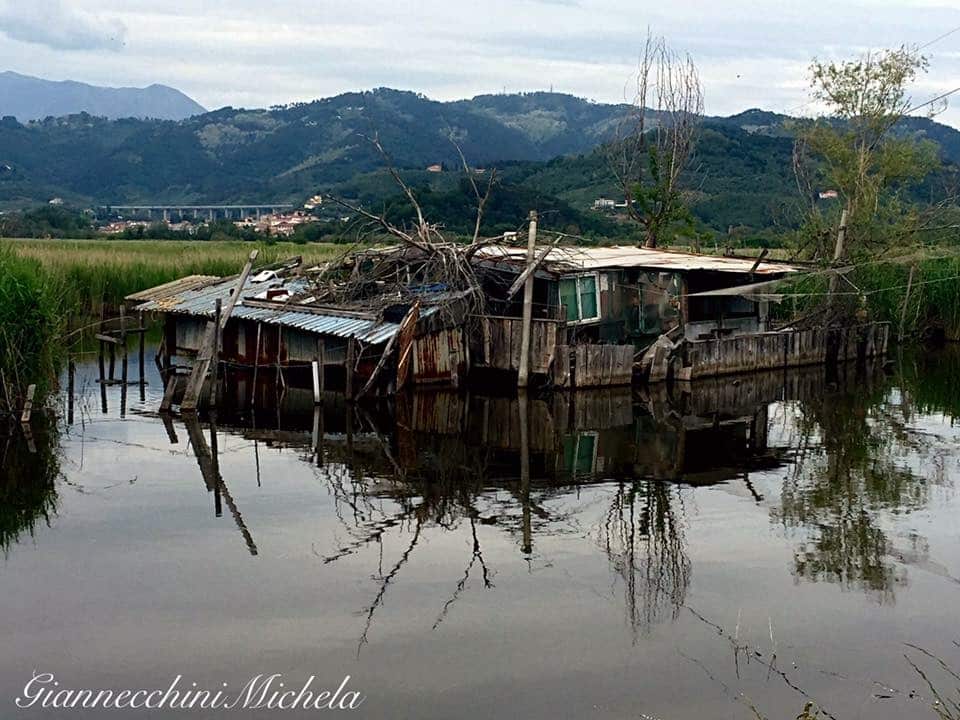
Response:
[345, 338, 356, 400]
[251, 322, 262, 409]
[138, 311, 145, 387]
[899, 265, 916, 343]
[182, 249, 258, 413]
[311, 360, 321, 404]
[119, 306, 128, 416]
[518, 210, 538, 388]
[318, 338, 326, 394]
[211, 298, 222, 409]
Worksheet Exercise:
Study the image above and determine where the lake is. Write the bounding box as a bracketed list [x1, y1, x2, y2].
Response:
[2, 346, 959, 719]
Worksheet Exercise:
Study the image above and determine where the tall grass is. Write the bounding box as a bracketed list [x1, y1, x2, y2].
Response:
[775, 253, 960, 341]
[4, 238, 346, 315]
[0, 246, 63, 399]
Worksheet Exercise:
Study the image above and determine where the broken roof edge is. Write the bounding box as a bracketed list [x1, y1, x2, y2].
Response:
[473, 244, 802, 276]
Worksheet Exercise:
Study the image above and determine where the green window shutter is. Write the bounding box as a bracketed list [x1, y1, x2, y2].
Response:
[559, 278, 579, 321]
[578, 275, 598, 319]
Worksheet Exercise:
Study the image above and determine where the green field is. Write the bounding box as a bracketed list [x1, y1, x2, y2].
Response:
[3, 238, 347, 314]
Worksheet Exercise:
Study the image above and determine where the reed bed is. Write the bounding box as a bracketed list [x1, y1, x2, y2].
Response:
[4, 238, 345, 314]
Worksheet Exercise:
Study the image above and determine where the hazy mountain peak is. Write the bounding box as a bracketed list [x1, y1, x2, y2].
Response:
[0, 71, 206, 121]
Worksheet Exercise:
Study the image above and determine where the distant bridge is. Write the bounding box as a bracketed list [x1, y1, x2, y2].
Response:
[102, 204, 295, 221]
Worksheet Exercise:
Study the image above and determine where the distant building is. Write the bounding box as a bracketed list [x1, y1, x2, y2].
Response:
[304, 194, 323, 210]
[818, 190, 839, 200]
[48, 197, 64, 205]
[593, 197, 615, 210]
[426, 163, 443, 173]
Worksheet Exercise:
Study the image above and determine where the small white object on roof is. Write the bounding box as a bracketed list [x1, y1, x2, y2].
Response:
[251, 269, 278, 283]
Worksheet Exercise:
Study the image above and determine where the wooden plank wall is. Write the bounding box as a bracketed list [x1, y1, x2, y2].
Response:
[475, 316, 558, 375]
[573, 345, 634, 388]
[684, 323, 890, 379]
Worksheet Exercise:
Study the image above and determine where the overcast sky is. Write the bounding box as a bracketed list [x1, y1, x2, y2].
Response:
[1, 0, 960, 126]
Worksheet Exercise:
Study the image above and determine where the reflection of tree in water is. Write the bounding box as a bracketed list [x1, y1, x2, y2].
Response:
[597, 479, 691, 637]
[773, 361, 957, 601]
[0, 416, 60, 555]
[319, 431, 580, 650]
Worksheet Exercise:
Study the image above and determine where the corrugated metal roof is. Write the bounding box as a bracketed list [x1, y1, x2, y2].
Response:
[124, 274, 221, 303]
[474, 245, 800, 275]
[128, 274, 412, 345]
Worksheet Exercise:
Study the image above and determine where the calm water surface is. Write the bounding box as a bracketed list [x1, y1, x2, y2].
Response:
[2, 347, 959, 719]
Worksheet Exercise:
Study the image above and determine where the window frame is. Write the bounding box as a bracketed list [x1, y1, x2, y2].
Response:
[559, 272, 601, 324]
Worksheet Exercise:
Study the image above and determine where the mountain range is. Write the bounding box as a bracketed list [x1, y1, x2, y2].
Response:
[1, 85, 958, 237]
[0, 72, 206, 122]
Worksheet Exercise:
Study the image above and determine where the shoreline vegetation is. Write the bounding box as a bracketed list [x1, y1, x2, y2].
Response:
[1, 236, 959, 404]
[0, 239, 345, 401]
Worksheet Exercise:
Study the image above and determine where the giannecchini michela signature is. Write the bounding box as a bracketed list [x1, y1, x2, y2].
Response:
[16, 671, 365, 712]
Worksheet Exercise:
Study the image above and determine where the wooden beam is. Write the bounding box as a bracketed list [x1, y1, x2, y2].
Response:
[518, 211, 538, 388]
[181, 250, 259, 413]
[505, 238, 559, 300]
[240, 298, 376, 320]
[345, 338, 356, 400]
[160, 375, 178, 413]
[94, 333, 122, 346]
[356, 301, 419, 399]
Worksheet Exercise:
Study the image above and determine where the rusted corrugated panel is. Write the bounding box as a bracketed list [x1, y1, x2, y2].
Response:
[412, 329, 463, 385]
[131, 272, 437, 345]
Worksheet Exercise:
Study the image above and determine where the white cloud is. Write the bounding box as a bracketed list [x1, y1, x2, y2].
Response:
[0, 0, 125, 51]
[0, 0, 959, 126]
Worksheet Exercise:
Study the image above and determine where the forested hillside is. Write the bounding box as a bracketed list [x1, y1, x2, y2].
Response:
[1, 88, 958, 239]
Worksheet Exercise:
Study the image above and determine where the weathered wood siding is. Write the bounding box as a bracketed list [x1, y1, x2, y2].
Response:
[472, 316, 559, 375]
[411, 329, 468, 386]
[683, 323, 890, 379]
[573, 345, 634, 387]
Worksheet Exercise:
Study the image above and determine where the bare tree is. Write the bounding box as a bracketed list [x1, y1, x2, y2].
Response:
[450, 138, 498, 244]
[608, 32, 703, 248]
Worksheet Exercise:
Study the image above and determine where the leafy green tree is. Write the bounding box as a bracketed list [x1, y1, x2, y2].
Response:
[794, 46, 941, 262]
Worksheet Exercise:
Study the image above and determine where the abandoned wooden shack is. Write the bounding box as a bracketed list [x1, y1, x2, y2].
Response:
[468, 244, 890, 384]
[126, 242, 891, 410]
[125, 249, 479, 409]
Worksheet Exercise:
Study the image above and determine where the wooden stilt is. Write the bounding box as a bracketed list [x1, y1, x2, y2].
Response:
[138, 310, 146, 387]
[312, 360, 321, 404]
[346, 338, 356, 400]
[181, 250, 258, 413]
[211, 298, 222, 409]
[160, 375, 177, 413]
[251, 322, 262, 408]
[119, 306, 127, 417]
[318, 338, 325, 394]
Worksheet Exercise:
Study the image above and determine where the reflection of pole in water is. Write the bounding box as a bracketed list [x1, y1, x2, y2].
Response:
[210, 412, 222, 518]
[519, 391, 532, 555]
[183, 416, 258, 556]
[67, 359, 75, 425]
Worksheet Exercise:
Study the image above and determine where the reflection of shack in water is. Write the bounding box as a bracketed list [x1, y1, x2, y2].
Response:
[156, 368, 823, 640]
[205, 367, 806, 488]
